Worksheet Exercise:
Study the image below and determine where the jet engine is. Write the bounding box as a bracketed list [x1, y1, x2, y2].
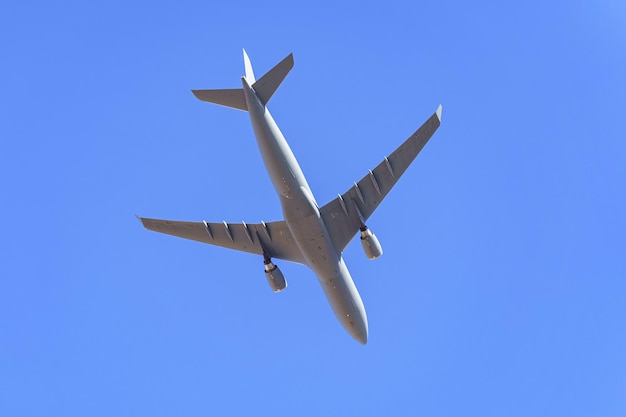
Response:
[360, 228, 383, 260]
[264, 260, 287, 292]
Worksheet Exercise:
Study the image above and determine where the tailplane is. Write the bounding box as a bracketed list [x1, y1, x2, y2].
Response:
[191, 88, 248, 111]
[251, 52, 293, 105]
[192, 50, 293, 111]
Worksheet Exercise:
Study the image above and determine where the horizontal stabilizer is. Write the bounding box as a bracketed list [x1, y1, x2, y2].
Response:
[252, 53, 294, 105]
[191, 88, 248, 111]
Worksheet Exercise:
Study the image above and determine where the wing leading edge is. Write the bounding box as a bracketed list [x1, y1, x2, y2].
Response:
[320, 105, 442, 253]
[138, 217, 306, 264]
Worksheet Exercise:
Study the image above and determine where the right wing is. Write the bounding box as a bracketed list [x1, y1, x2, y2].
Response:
[320, 105, 442, 253]
[138, 217, 306, 264]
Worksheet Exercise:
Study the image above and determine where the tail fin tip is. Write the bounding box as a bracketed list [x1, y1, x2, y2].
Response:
[243, 48, 255, 83]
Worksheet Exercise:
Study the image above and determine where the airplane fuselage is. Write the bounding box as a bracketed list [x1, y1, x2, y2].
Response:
[140, 52, 441, 344]
[242, 77, 368, 343]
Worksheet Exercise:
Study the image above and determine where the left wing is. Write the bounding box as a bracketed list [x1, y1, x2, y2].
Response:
[320, 105, 442, 253]
[138, 217, 306, 264]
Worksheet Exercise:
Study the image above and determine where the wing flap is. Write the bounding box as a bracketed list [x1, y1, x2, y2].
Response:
[138, 217, 306, 264]
[321, 105, 442, 253]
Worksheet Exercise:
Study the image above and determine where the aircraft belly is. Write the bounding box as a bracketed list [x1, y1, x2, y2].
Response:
[244, 78, 367, 343]
[315, 256, 368, 344]
[247, 98, 308, 201]
[286, 209, 368, 343]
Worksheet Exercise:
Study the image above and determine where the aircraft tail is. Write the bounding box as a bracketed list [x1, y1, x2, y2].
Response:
[191, 49, 293, 111]
[251, 51, 293, 105]
[192, 50, 294, 111]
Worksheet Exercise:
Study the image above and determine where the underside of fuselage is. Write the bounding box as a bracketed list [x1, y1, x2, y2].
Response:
[242, 76, 369, 344]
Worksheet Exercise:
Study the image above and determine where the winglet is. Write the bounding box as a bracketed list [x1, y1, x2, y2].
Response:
[436, 104, 443, 122]
[243, 49, 255, 83]
[135, 214, 146, 229]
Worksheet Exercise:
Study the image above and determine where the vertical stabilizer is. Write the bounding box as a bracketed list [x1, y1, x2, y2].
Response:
[243, 49, 256, 83]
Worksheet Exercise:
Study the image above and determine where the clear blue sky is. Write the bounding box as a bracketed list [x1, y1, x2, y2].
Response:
[1, 1, 625, 416]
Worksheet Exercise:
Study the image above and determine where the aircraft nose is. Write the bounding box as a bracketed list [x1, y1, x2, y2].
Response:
[354, 328, 368, 345]
[350, 313, 368, 345]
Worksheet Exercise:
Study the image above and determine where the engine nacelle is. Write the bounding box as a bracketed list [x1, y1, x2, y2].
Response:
[264, 261, 287, 292]
[360, 229, 383, 260]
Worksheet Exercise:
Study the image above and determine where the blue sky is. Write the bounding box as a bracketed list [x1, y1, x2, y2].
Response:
[1, 1, 625, 416]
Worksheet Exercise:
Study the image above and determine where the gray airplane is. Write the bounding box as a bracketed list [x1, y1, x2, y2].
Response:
[138, 50, 442, 344]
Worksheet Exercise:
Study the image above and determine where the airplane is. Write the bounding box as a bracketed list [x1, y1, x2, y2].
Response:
[138, 50, 442, 344]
